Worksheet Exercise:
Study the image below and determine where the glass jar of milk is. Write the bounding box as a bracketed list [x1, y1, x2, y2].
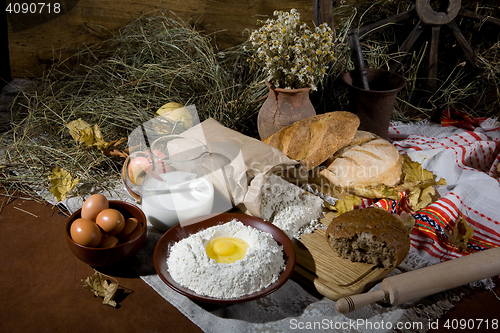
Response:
[122, 135, 215, 231]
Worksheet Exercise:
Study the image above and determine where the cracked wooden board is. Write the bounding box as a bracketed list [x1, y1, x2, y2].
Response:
[292, 211, 395, 301]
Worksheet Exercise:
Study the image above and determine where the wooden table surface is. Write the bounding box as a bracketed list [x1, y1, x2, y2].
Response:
[1, 195, 498, 332]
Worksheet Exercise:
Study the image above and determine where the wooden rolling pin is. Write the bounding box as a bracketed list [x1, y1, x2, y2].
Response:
[336, 247, 500, 314]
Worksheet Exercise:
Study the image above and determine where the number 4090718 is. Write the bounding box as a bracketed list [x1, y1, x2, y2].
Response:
[443, 318, 499, 330]
[6, 3, 61, 14]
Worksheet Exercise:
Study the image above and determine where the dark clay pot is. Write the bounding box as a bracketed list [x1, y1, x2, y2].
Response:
[342, 69, 405, 139]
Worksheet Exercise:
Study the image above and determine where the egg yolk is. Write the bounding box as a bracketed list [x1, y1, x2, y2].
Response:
[206, 237, 249, 263]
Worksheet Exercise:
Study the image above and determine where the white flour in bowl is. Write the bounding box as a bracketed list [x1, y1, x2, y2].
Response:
[167, 219, 286, 299]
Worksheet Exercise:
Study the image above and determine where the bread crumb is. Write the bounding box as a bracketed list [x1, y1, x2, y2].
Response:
[328, 232, 396, 268]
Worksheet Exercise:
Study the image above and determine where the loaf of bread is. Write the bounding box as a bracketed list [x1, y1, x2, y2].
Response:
[326, 207, 410, 268]
[263, 112, 360, 171]
[319, 131, 403, 189]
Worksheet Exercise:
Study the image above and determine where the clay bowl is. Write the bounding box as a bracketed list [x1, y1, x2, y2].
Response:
[154, 212, 296, 304]
[65, 200, 147, 267]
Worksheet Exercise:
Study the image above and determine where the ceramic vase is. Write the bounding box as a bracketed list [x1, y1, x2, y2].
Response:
[257, 80, 316, 140]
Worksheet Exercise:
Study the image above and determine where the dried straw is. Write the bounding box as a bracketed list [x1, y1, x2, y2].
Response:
[1, 3, 499, 205]
[0, 12, 267, 203]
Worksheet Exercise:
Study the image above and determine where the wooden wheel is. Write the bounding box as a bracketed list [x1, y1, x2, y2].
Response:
[352, 0, 500, 92]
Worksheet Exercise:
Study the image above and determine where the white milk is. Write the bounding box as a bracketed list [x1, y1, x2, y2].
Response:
[141, 171, 214, 231]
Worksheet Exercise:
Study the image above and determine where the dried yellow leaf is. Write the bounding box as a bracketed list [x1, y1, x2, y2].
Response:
[66, 118, 112, 152]
[66, 118, 93, 144]
[352, 184, 400, 200]
[322, 200, 337, 211]
[49, 166, 79, 201]
[446, 216, 474, 252]
[66, 118, 87, 142]
[398, 155, 446, 210]
[408, 185, 436, 211]
[92, 124, 111, 151]
[437, 178, 447, 186]
[82, 270, 119, 307]
[402, 156, 435, 184]
[333, 194, 362, 214]
[80, 128, 95, 146]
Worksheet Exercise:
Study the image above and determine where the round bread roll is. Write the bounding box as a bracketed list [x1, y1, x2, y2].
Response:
[319, 131, 403, 189]
[326, 207, 410, 268]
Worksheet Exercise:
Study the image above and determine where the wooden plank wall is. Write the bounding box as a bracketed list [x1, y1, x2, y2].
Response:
[7, 0, 319, 78]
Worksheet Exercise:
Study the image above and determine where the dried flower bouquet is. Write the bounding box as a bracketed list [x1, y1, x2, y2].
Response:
[247, 9, 335, 90]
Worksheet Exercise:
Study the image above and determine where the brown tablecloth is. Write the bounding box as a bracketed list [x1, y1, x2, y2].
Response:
[1, 195, 499, 333]
[0, 195, 202, 333]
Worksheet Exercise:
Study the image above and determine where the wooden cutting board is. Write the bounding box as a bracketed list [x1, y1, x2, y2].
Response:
[292, 211, 395, 301]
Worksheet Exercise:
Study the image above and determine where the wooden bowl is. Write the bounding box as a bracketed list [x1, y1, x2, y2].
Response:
[65, 200, 147, 267]
[154, 212, 296, 303]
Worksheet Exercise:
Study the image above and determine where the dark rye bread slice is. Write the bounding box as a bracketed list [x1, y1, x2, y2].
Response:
[326, 207, 410, 269]
[263, 112, 360, 171]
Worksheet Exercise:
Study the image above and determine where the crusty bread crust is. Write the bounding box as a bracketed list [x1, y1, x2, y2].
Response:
[263, 112, 360, 171]
[326, 207, 410, 268]
[320, 131, 403, 188]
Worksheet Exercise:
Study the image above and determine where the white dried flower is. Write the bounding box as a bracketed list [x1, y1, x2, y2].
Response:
[247, 9, 335, 90]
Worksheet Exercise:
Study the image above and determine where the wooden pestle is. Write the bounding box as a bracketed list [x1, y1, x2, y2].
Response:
[347, 29, 370, 90]
[336, 246, 500, 314]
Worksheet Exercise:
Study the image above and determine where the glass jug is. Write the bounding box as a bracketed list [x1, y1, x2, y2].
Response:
[122, 135, 215, 231]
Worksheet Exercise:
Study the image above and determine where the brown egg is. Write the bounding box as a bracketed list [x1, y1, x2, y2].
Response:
[81, 194, 109, 221]
[98, 235, 119, 248]
[117, 217, 139, 240]
[96, 208, 125, 236]
[121, 221, 143, 242]
[70, 218, 102, 247]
